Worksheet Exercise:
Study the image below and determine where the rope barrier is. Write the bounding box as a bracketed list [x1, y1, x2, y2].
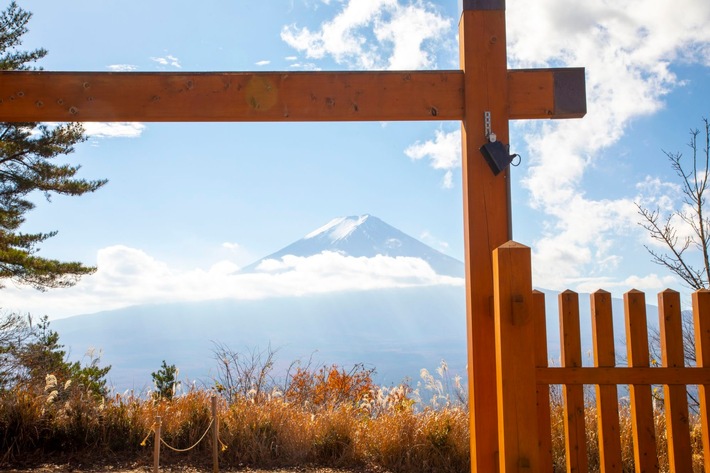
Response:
[159, 418, 215, 453]
[140, 423, 156, 447]
[140, 419, 219, 453]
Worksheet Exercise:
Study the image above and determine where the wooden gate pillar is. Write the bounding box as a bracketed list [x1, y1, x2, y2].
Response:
[460, 2, 510, 470]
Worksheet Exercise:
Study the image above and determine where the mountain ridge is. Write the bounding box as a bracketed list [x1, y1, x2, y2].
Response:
[240, 214, 465, 278]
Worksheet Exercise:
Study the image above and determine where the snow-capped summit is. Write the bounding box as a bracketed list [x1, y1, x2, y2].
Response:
[304, 214, 371, 242]
[241, 214, 464, 277]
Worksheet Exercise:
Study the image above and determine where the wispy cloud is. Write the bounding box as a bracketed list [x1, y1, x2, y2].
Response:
[83, 122, 146, 139]
[281, 0, 451, 70]
[255, 60, 271, 66]
[151, 54, 181, 68]
[2, 246, 462, 319]
[404, 128, 460, 188]
[106, 64, 137, 72]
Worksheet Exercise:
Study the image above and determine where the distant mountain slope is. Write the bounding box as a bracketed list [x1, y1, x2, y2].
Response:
[53, 286, 468, 392]
[241, 214, 465, 277]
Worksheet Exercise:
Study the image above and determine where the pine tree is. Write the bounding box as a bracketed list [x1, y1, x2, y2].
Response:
[0, 2, 107, 290]
[151, 360, 179, 400]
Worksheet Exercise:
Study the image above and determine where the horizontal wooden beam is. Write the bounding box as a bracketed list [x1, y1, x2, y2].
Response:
[508, 67, 586, 120]
[537, 366, 710, 386]
[0, 69, 585, 122]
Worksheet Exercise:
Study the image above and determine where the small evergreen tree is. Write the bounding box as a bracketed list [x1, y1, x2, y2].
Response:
[0, 1, 107, 290]
[151, 360, 179, 400]
[1, 312, 110, 397]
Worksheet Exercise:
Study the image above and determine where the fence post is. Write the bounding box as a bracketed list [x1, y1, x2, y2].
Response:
[624, 290, 659, 472]
[533, 290, 553, 471]
[692, 289, 710, 473]
[658, 289, 692, 472]
[591, 290, 622, 472]
[212, 395, 219, 473]
[493, 241, 538, 472]
[559, 290, 588, 473]
[153, 416, 161, 473]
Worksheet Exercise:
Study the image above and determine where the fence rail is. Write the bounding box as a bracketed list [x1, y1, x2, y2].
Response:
[492, 241, 710, 472]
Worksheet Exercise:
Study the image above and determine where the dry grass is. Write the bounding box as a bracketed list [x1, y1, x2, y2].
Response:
[0, 362, 706, 472]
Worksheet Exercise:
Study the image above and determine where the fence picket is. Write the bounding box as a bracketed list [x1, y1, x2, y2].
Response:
[559, 290, 588, 473]
[591, 290, 622, 472]
[492, 242, 539, 472]
[624, 290, 659, 472]
[490, 242, 710, 472]
[533, 290, 554, 472]
[692, 289, 710, 472]
[658, 290, 693, 472]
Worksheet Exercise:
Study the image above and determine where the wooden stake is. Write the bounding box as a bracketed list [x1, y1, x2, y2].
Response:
[212, 395, 219, 473]
[153, 416, 161, 473]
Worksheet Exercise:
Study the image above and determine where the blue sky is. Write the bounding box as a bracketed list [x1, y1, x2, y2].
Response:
[4, 0, 710, 318]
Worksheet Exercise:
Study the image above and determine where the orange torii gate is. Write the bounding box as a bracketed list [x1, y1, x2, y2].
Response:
[0, 1, 585, 471]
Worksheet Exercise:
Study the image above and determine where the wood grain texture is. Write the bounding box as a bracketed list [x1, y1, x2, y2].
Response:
[493, 242, 539, 472]
[0, 69, 585, 122]
[591, 291, 622, 473]
[692, 290, 710, 473]
[658, 290, 693, 472]
[559, 291, 588, 473]
[624, 290, 659, 473]
[460, 8, 509, 472]
[533, 290, 553, 472]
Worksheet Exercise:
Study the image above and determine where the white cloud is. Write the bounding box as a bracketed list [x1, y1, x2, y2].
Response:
[2, 246, 462, 319]
[502, 0, 710, 291]
[151, 55, 181, 68]
[405, 128, 461, 188]
[281, 0, 451, 70]
[285, 56, 298, 61]
[255, 60, 271, 66]
[106, 64, 137, 72]
[83, 122, 146, 139]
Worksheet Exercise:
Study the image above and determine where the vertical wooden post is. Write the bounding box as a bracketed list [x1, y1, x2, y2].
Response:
[624, 290, 659, 473]
[460, 1, 510, 470]
[559, 291, 588, 473]
[591, 290, 622, 472]
[212, 395, 219, 473]
[692, 289, 710, 473]
[493, 241, 538, 472]
[153, 416, 161, 473]
[533, 290, 553, 471]
[658, 290, 693, 472]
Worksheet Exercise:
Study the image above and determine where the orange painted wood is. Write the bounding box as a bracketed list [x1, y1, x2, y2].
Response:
[507, 68, 586, 120]
[460, 7, 510, 472]
[692, 289, 710, 473]
[533, 290, 554, 472]
[559, 291, 588, 473]
[624, 290, 659, 473]
[591, 291, 623, 473]
[493, 242, 539, 472]
[0, 69, 584, 123]
[658, 290, 693, 472]
[0, 71, 462, 122]
[535, 367, 710, 385]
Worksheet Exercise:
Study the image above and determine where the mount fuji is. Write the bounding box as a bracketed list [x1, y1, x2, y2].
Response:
[241, 214, 464, 278]
[53, 214, 469, 393]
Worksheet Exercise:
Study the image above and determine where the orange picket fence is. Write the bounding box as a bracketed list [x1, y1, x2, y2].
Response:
[492, 241, 710, 472]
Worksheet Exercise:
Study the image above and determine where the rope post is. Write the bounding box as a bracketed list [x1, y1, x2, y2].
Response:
[212, 395, 219, 473]
[153, 416, 161, 473]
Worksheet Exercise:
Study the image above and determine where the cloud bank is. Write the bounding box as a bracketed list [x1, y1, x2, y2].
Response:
[505, 0, 710, 290]
[3, 246, 462, 319]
